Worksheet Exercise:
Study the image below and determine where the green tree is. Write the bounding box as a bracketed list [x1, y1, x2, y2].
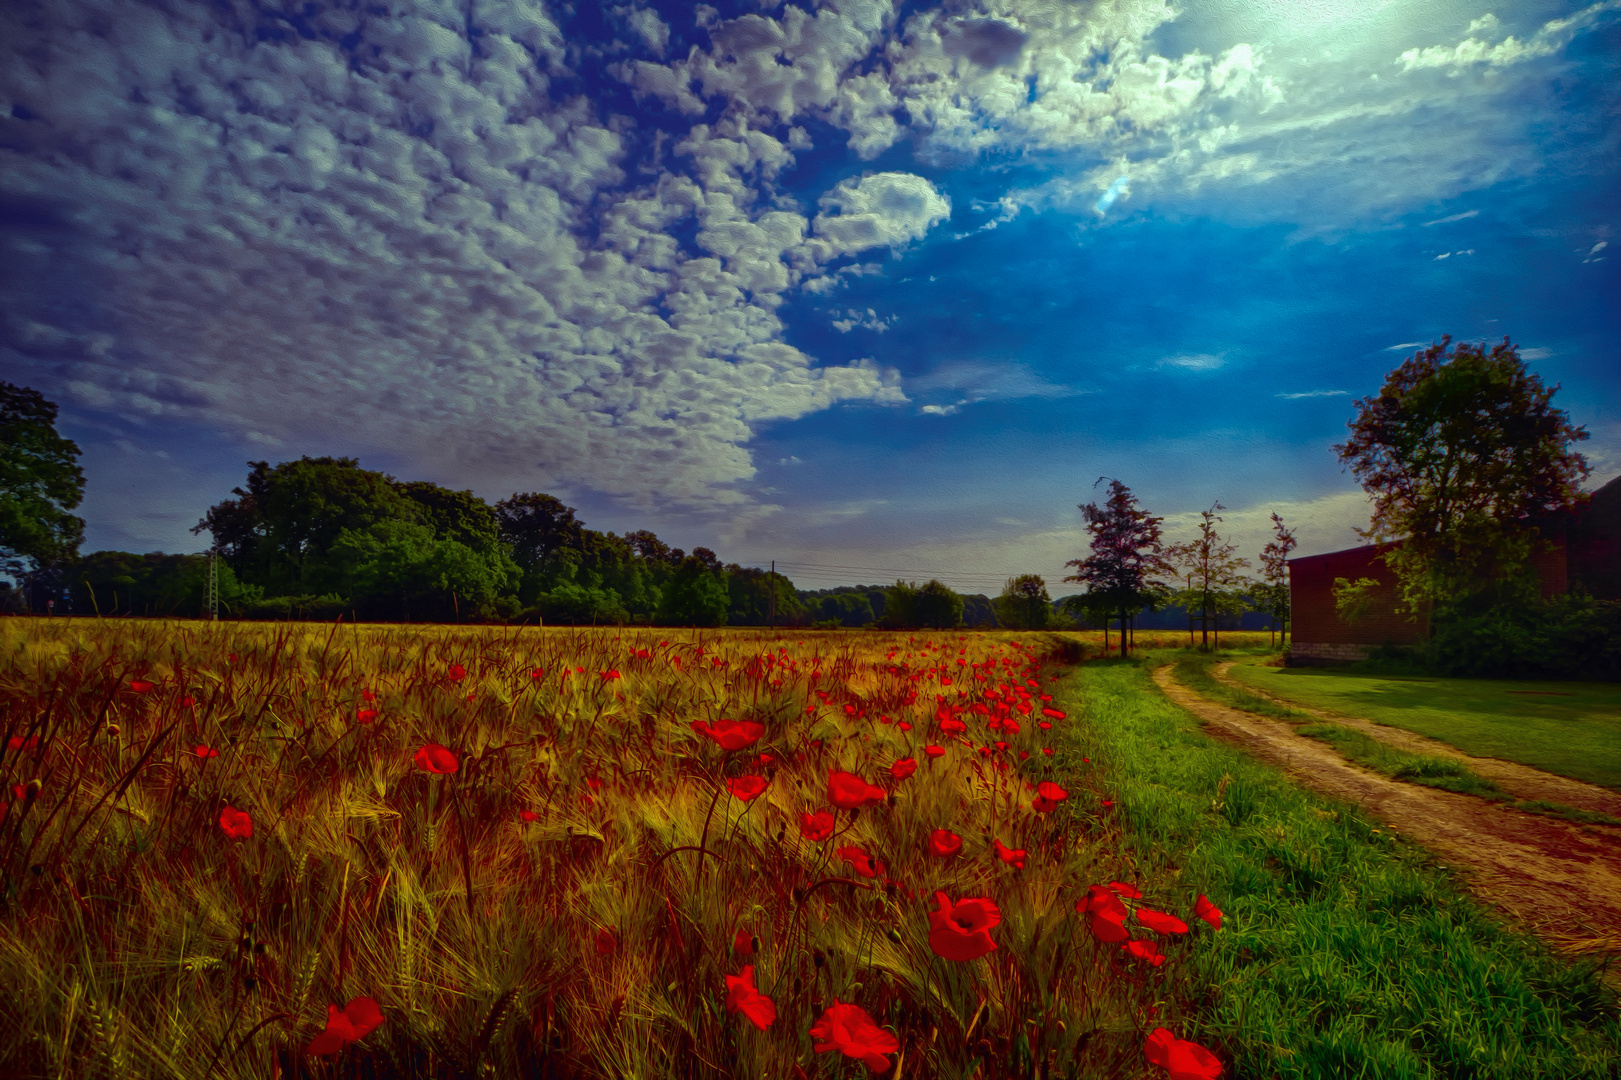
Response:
[0, 383, 86, 585]
[1334, 336, 1589, 620]
[656, 551, 729, 627]
[1165, 502, 1251, 650]
[1064, 479, 1173, 657]
[1258, 511, 1298, 647]
[993, 574, 1051, 630]
[328, 519, 517, 622]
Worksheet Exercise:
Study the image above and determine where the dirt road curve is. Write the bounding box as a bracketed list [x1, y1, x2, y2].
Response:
[1153, 665, 1621, 973]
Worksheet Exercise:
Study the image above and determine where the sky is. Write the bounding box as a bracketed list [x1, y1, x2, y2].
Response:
[2, 0, 1618, 596]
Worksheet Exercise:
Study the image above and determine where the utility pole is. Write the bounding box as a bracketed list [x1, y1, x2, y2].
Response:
[768, 561, 775, 629]
[206, 548, 219, 621]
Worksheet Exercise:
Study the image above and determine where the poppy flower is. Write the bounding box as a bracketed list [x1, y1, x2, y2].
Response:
[809, 998, 900, 1075]
[130, 680, 154, 693]
[447, 664, 466, 681]
[601, 669, 620, 680]
[799, 810, 835, 842]
[414, 743, 458, 774]
[356, 708, 378, 724]
[1042, 707, 1066, 720]
[1194, 894, 1223, 931]
[928, 892, 1000, 961]
[1037, 781, 1068, 803]
[938, 716, 967, 735]
[733, 928, 756, 957]
[1042, 747, 1054, 756]
[929, 828, 962, 857]
[305, 996, 385, 1055]
[1144, 1028, 1223, 1080]
[1107, 881, 1143, 899]
[219, 804, 253, 840]
[992, 838, 1026, 870]
[692, 719, 766, 751]
[1136, 909, 1189, 936]
[195, 745, 219, 760]
[827, 770, 887, 810]
[180, 695, 197, 708]
[520, 810, 541, 822]
[1124, 939, 1165, 967]
[897, 721, 912, 732]
[836, 845, 884, 878]
[529, 668, 544, 680]
[1080, 885, 1130, 944]
[362, 689, 378, 702]
[924, 745, 945, 758]
[594, 927, 617, 955]
[724, 965, 777, 1031]
[727, 775, 770, 802]
[7, 735, 40, 752]
[889, 758, 916, 781]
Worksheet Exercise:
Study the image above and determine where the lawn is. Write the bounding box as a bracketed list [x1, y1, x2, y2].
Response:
[1225, 658, 1621, 793]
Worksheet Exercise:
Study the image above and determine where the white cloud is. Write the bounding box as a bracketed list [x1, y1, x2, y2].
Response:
[0, 0, 911, 517]
[919, 403, 960, 416]
[908, 361, 1084, 404]
[1423, 209, 1479, 226]
[1392, 3, 1621, 76]
[1384, 341, 1425, 351]
[1518, 347, 1553, 360]
[1276, 389, 1348, 399]
[1434, 251, 1451, 259]
[831, 307, 894, 333]
[1160, 353, 1225, 371]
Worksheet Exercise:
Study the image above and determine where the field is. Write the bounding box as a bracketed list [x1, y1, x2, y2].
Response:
[1223, 659, 1621, 792]
[0, 619, 1617, 1079]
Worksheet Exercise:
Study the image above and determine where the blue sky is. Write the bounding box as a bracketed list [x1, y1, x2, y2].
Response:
[2, 0, 1617, 594]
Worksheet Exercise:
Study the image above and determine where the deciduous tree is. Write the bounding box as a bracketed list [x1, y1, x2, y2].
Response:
[1064, 479, 1173, 657]
[1335, 336, 1589, 618]
[1166, 502, 1251, 650]
[0, 383, 85, 585]
[993, 574, 1051, 630]
[1258, 512, 1297, 647]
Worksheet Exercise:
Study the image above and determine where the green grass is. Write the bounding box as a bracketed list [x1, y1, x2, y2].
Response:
[1171, 652, 1310, 721]
[1227, 659, 1621, 793]
[1052, 657, 1621, 1079]
[1291, 722, 1511, 799]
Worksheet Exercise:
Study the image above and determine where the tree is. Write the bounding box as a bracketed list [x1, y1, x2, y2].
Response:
[1334, 336, 1589, 619]
[492, 493, 584, 572]
[657, 553, 729, 627]
[1064, 479, 1173, 658]
[1258, 512, 1298, 647]
[1, 383, 86, 587]
[1165, 502, 1251, 650]
[993, 574, 1051, 630]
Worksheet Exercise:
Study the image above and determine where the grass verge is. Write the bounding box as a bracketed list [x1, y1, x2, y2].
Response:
[1051, 656, 1621, 1079]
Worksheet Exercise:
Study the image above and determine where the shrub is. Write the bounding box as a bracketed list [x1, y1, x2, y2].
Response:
[1421, 594, 1621, 680]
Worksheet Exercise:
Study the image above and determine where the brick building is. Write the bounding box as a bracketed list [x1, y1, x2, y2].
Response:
[1288, 475, 1620, 664]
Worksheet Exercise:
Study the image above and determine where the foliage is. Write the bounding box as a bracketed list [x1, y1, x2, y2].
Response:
[67, 551, 262, 618]
[0, 382, 86, 580]
[1418, 593, 1621, 681]
[1257, 512, 1297, 640]
[1334, 336, 1590, 618]
[993, 574, 1052, 630]
[492, 492, 585, 573]
[1064, 479, 1174, 655]
[882, 579, 964, 628]
[656, 551, 730, 627]
[327, 518, 520, 622]
[1331, 577, 1382, 627]
[807, 590, 874, 627]
[727, 566, 805, 626]
[1165, 503, 1252, 649]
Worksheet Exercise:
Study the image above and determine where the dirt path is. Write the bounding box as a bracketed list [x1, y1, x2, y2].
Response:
[1210, 661, 1621, 820]
[1153, 665, 1621, 978]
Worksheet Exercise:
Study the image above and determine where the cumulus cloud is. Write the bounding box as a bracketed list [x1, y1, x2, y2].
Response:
[0, 0, 917, 518]
[830, 307, 894, 333]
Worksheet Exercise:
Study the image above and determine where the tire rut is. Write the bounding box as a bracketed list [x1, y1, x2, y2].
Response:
[1152, 664, 1621, 977]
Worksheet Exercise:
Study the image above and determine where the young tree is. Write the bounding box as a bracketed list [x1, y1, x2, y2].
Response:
[1, 383, 86, 587]
[993, 574, 1052, 630]
[1258, 512, 1298, 647]
[1334, 336, 1589, 619]
[1166, 503, 1251, 650]
[1064, 479, 1173, 658]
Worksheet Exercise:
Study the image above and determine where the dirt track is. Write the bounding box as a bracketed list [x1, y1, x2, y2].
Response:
[1153, 664, 1621, 977]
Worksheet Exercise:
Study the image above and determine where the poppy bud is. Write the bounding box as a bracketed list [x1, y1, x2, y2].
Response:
[973, 1037, 993, 1057]
[254, 943, 267, 955]
[30, 864, 42, 875]
[812, 950, 825, 968]
[24, 779, 41, 801]
[107, 724, 120, 737]
[243, 976, 257, 991]
[775, 824, 786, 843]
[886, 927, 902, 944]
[244, 921, 255, 931]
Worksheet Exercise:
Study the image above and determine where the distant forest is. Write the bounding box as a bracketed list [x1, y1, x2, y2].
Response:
[9, 455, 1280, 632]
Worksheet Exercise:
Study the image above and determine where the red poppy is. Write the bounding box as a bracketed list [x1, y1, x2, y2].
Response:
[836, 845, 884, 878]
[1042, 747, 1054, 756]
[992, 838, 1026, 870]
[194, 745, 219, 759]
[1194, 894, 1223, 931]
[7, 735, 40, 752]
[827, 770, 887, 810]
[691, 719, 766, 751]
[520, 810, 541, 822]
[929, 828, 962, 857]
[305, 996, 385, 1055]
[356, 708, 378, 724]
[924, 745, 945, 758]
[228, 653, 238, 663]
[724, 965, 777, 1031]
[809, 998, 900, 1075]
[594, 927, 617, 955]
[1080, 885, 1130, 944]
[733, 928, 756, 957]
[1136, 909, 1189, 936]
[413, 743, 459, 774]
[601, 669, 620, 680]
[179, 695, 197, 708]
[1107, 881, 1143, 899]
[130, 679, 154, 693]
[928, 892, 1000, 961]
[219, 804, 253, 840]
[1037, 781, 1068, 803]
[799, 810, 835, 842]
[1124, 939, 1165, 967]
[362, 689, 378, 702]
[727, 775, 770, 802]
[529, 668, 544, 680]
[1144, 1028, 1223, 1080]
[938, 716, 967, 734]
[447, 664, 466, 681]
[1042, 707, 1066, 719]
[889, 757, 917, 781]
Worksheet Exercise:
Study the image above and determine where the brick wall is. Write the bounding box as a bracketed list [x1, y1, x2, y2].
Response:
[1289, 543, 1428, 648]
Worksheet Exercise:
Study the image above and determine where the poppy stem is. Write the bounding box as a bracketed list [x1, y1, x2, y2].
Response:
[693, 748, 732, 888]
[450, 780, 475, 922]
